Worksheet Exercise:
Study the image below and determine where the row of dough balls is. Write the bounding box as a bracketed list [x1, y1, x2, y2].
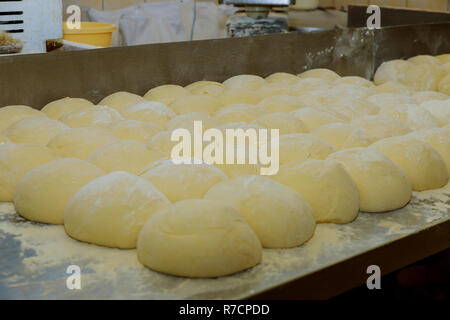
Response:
[0, 70, 449, 278]
[374, 54, 450, 94]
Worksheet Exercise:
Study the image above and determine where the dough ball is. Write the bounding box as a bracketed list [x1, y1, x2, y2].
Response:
[88, 140, 164, 174]
[327, 84, 375, 101]
[107, 120, 162, 143]
[205, 175, 315, 248]
[370, 136, 448, 191]
[291, 107, 345, 131]
[98, 91, 146, 112]
[223, 74, 266, 91]
[265, 72, 299, 85]
[420, 99, 450, 126]
[120, 101, 176, 127]
[215, 104, 265, 123]
[218, 88, 263, 105]
[189, 83, 224, 98]
[137, 199, 262, 278]
[404, 63, 446, 91]
[41, 97, 94, 119]
[406, 128, 450, 173]
[278, 133, 335, 165]
[146, 130, 178, 156]
[328, 148, 412, 212]
[0, 143, 59, 201]
[215, 153, 261, 178]
[216, 122, 265, 131]
[14, 158, 105, 224]
[408, 55, 441, 66]
[297, 68, 340, 81]
[140, 159, 227, 202]
[59, 105, 123, 128]
[170, 95, 223, 115]
[380, 103, 440, 131]
[4, 117, 69, 145]
[144, 85, 191, 106]
[185, 81, 223, 91]
[0, 105, 46, 132]
[47, 127, 118, 160]
[64, 171, 170, 248]
[413, 91, 448, 104]
[436, 54, 450, 64]
[439, 74, 450, 96]
[273, 159, 359, 223]
[374, 81, 414, 95]
[374, 59, 413, 85]
[311, 123, 372, 150]
[288, 78, 331, 97]
[334, 76, 374, 88]
[165, 112, 221, 132]
[257, 94, 307, 113]
[257, 82, 290, 98]
[352, 115, 411, 141]
[252, 112, 308, 135]
[367, 93, 415, 112]
[328, 99, 380, 120]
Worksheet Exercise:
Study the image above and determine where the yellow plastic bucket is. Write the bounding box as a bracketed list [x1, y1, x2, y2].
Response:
[63, 22, 117, 47]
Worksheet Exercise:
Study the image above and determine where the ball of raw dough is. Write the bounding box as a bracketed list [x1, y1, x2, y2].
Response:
[374, 59, 413, 85]
[327, 99, 380, 120]
[406, 128, 450, 173]
[140, 159, 227, 202]
[0, 143, 59, 201]
[41, 97, 94, 119]
[98, 91, 146, 111]
[14, 158, 105, 224]
[223, 74, 266, 91]
[297, 68, 340, 80]
[3, 117, 69, 145]
[291, 107, 345, 131]
[272, 159, 360, 223]
[367, 93, 415, 113]
[137, 199, 262, 278]
[215, 104, 265, 123]
[334, 76, 374, 88]
[120, 101, 176, 127]
[265, 72, 299, 85]
[352, 115, 411, 141]
[311, 123, 372, 150]
[170, 95, 223, 115]
[408, 55, 441, 66]
[88, 140, 164, 174]
[374, 81, 413, 95]
[47, 127, 118, 160]
[205, 175, 315, 248]
[420, 99, 450, 126]
[64, 171, 170, 248]
[379, 103, 440, 131]
[278, 133, 335, 165]
[59, 105, 123, 128]
[144, 85, 191, 105]
[165, 112, 222, 132]
[412, 91, 448, 104]
[214, 148, 261, 178]
[257, 94, 307, 113]
[185, 81, 224, 92]
[288, 78, 331, 97]
[257, 82, 290, 98]
[326, 84, 375, 101]
[146, 130, 179, 156]
[0, 105, 46, 132]
[436, 54, 450, 64]
[328, 148, 412, 212]
[252, 112, 308, 135]
[189, 83, 225, 98]
[370, 136, 448, 191]
[218, 88, 263, 105]
[107, 120, 162, 143]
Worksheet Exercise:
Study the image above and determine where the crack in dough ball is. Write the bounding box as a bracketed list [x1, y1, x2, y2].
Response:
[406, 128, 450, 174]
[219, 88, 263, 105]
[420, 99, 450, 126]
[65, 171, 170, 249]
[88, 140, 164, 174]
[3, 117, 69, 145]
[0, 105, 46, 132]
[144, 85, 191, 106]
[215, 104, 265, 123]
[412, 91, 448, 105]
[328, 148, 412, 212]
[272, 159, 359, 224]
[140, 159, 227, 202]
[47, 127, 118, 160]
[137, 199, 262, 278]
[370, 136, 448, 191]
[120, 101, 176, 127]
[278, 133, 335, 165]
[98, 91, 146, 112]
[297, 68, 340, 81]
[188, 83, 225, 98]
[165, 112, 222, 132]
[170, 95, 223, 115]
[107, 120, 162, 143]
[311, 123, 372, 150]
[41, 97, 94, 119]
[223, 74, 266, 91]
[257, 94, 307, 113]
[252, 112, 308, 135]
[379, 103, 440, 131]
[14, 158, 105, 224]
[291, 107, 346, 131]
[59, 105, 123, 128]
[352, 115, 411, 141]
[265, 72, 299, 85]
[327, 99, 380, 120]
[0, 143, 59, 201]
[205, 175, 315, 248]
